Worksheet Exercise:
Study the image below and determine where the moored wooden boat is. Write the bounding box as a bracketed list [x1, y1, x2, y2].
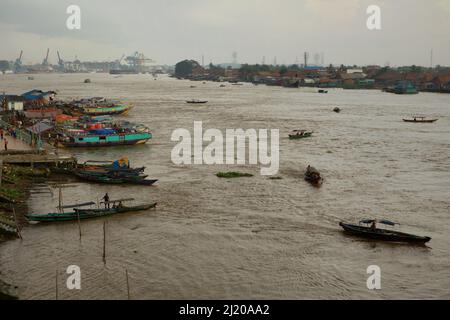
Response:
[58, 131, 152, 147]
[81, 103, 133, 116]
[339, 220, 431, 244]
[24, 108, 62, 119]
[73, 170, 158, 185]
[26, 201, 157, 222]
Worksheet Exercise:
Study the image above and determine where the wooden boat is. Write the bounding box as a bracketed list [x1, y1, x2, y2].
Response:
[81, 103, 133, 116]
[333, 107, 341, 113]
[304, 165, 323, 185]
[73, 171, 158, 185]
[289, 130, 313, 139]
[186, 99, 208, 104]
[318, 89, 328, 93]
[26, 200, 157, 222]
[403, 116, 438, 123]
[79, 160, 145, 174]
[58, 131, 152, 147]
[339, 220, 431, 244]
[24, 108, 62, 119]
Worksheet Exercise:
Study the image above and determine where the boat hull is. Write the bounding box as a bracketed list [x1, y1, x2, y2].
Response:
[339, 222, 431, 243]
[26, 203, 157, 222]
[403, 119, 438, 123]
[82, 105, 133, 116]
[74, 171, 158, 185]
[59, 132, 151, 148]
[289, 133, 312, 140]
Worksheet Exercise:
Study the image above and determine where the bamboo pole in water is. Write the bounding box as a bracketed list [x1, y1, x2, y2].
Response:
[0, 160, 3, 186]
[126, 269, 130, 300]
[12, 206, 22, 240]
[77, 210, 81, 241]
[102, 221, 106, 264]
[55, 270, 58, 300]
[58, 187, 62, 213]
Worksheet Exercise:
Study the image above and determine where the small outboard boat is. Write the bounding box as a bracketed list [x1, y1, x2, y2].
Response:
[339, 219, 431, 244]
[403, 116, 438, 123]
[289, 130, 313, 140]
[304, 165, 323, 185]
[186, 99, 208, 104]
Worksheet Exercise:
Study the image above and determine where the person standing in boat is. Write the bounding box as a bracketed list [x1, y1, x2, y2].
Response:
[371, 220, 377, 230]
[4, 138, 8, 151]
[102, 193, 110, 209]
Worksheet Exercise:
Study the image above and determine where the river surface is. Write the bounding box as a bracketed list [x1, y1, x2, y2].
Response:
[0, 73, 449, 299]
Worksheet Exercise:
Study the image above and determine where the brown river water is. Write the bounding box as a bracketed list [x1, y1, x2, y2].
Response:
[0, 73, 449, 299]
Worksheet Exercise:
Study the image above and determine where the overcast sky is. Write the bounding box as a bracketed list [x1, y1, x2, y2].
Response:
[1, 0, 449, 66]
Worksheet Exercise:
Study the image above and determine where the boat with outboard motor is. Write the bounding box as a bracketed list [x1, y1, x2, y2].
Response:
[339, 219, 431, 244]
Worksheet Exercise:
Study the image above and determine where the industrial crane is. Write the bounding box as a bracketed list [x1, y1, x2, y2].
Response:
[13, 50, 23, 72]
[42, 48, 50, 66]
[125, 52, 154, 72]
[57, 51, 64, 69]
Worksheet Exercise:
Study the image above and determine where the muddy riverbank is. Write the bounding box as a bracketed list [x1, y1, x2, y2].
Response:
[0, 165, 48, 299]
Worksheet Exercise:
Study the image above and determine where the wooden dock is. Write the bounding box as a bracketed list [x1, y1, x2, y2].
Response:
[0, 153, 77, 166]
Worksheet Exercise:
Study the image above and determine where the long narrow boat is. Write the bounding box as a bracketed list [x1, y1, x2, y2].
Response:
[339, 220, 431, 244]
[81, 104, 133, 116]
[73, 171, 158, 185]
[26, 202, 157, 222]
[403, 117, 438, 123]
[186, 99, 208, 104]
[289, 130, 313, 140]
[58, 131, 152, 147]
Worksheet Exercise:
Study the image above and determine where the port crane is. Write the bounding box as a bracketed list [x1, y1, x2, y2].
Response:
[124, 52, 154, 72]
[42, 48, 50, 66]
[13, 50, 23, 72]
[57, 51, 65, 70]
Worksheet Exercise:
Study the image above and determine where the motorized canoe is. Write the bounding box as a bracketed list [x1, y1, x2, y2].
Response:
[186, 99, 208, 104]
[304, 165, 323, 185]
[289, 130, 313, 140]
[339, 220, 431, 244]
[403, 117, 438, 123]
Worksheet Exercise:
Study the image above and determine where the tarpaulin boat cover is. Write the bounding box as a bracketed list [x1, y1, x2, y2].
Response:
[88, 128, 116, 135]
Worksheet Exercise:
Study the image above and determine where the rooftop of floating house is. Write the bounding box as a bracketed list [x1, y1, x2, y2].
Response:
[22, 90, 57, 101]
[1, 94, 26, 102]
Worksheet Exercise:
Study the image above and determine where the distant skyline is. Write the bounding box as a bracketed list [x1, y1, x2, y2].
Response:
[1, 0, 450, 67]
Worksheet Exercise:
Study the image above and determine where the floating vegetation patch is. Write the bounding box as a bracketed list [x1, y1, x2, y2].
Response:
[216, 172, 254, 178]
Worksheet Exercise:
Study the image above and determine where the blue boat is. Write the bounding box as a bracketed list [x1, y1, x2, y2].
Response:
[58, 129, 152, 147]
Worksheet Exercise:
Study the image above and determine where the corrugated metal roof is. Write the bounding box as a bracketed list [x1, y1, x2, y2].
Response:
[27, 122, 53, 134]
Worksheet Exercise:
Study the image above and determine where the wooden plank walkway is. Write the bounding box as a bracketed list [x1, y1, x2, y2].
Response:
[0, 134, 76, 166]
[0, 153, 77, 166]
